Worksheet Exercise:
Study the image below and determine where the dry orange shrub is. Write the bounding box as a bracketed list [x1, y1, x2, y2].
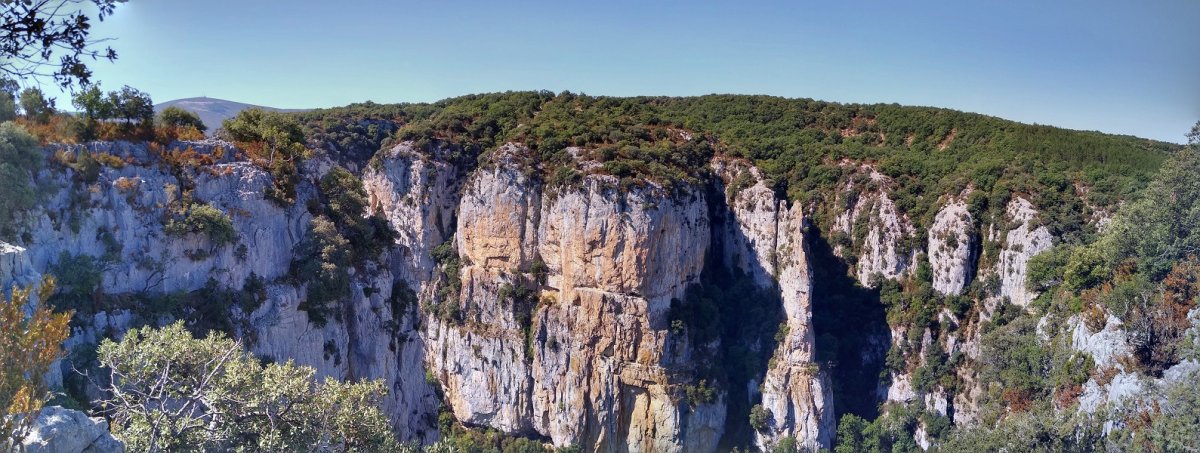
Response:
[114, 177, 140, 192]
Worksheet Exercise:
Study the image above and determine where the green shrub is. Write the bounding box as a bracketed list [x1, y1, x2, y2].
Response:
[0, 122, 41, 239]
[290, 216, 351, 326]
[164, 203, 237, 246]
[684, 379, 717, 406]
[97, 322, 398, 451]
[157, 106, 206, 132]
[749, 404, 771, 432]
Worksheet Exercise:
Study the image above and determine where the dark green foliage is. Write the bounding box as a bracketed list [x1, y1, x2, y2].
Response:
[749, 404, 771, 432]
[289, 167, 396, 325]
[0, 122, 41, 239]
[934, 403, 1102, 452]
[319, 166, 396, 260]
[292, 102, 419, 165]
[388, 280, 417, 321]
[1026, 244, 1072, 293]
[1100, 148, 1200, 280]
[66, 84, 154, 140]
[0, 92, 15, 122]
[157, 106, 206, 132]
[668, 287, 722, 345]
[18, 87, 53, 123]
[72, 85, 113, 122]
[111, 85, 154, 128]
[911, 341, 956, 394]
[684, 379, 717, 406]
[164, 203, 237, 246]
[833, 407, 923, 453]
[222, 108, 308, 204]
[290, 216, 350, 326]
[435, 406, 555, 453]
[47, 252, 258, 335]
[1028, 140, 1200, 375]
[427, 237, 462, 321]
[46, 252, 103, 321]
[498, 279, 539, 359]
[72, 148, 100, 183]
[978, 316, 1049, 410]
[365, 92, 1174, 250]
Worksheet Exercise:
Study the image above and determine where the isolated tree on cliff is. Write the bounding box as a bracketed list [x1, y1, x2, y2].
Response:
[156, 106, 206, 132]
[98, 322, 398, 452]
[1, 277, 71, 450]
[1, 0, 121, 89]
[221, 108, 307, 202]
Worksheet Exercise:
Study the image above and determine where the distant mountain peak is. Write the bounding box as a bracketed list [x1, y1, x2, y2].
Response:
[154, 97, 303, 133]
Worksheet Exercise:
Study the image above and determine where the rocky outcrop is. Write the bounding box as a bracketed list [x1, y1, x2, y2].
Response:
[713, 160, 833, 451]
[928, 199, 976, 296]
[417, 146, 723, 451]
[0, 241, 37, 293]
[20, 406, 124, 453]
[996, 198, 1052, 307]
[19, 141, 440, 443]
[832, 168, 916, 286]
[363, 143, 463, 285]
[1070, 309, 1200, 414]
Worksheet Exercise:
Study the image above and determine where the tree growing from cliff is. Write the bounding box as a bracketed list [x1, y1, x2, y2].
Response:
[97, 322, 398, 452]
[1, 276, 71, 450]
[221, 108, 307, 203]
[1, 0, 121, 89]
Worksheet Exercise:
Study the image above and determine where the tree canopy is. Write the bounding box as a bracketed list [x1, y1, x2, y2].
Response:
[98, 322, 399, 452]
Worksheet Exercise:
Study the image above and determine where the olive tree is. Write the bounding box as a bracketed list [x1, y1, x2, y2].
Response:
[97, 322, 398, 452]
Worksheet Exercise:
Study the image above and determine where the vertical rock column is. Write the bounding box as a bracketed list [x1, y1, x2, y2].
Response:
[714, 161, 834, 451]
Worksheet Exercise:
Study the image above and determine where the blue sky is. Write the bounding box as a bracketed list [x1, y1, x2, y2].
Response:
[47, 0, 1200, 142]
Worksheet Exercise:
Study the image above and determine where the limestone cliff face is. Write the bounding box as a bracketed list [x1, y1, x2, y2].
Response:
[712, 159, 834, 451]
[0, 242, 37, 292]
[15, 141, 441, 443]
[928, 199, 976, 296]
[831, 167, 916, 286]
[994, 197, 1053, 307]
[363, 143, 463, 286]
[415, 145, 724, 452]
[13, 140, 839, 451]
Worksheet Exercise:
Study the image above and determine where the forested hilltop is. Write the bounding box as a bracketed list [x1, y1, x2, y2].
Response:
[296, 92, 1176, 236]
[3, 88, 1197, 453]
